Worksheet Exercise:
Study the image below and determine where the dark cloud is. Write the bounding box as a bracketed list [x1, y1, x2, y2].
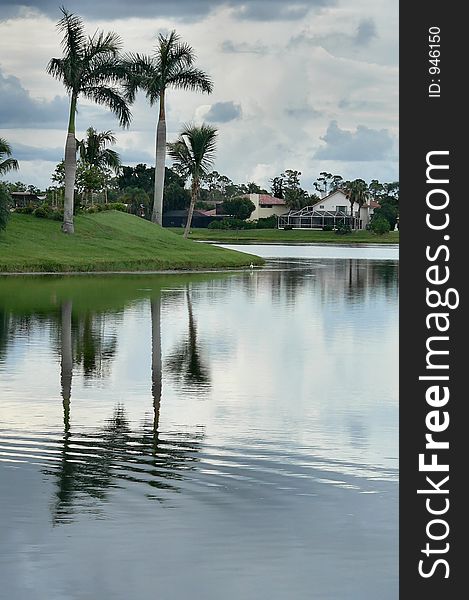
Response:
[0, 69, 68, 128]
[338, 98, 383, 111]
[0, 0, 335, 22]
[314, 120, 393, 161]
[285, 105, 322, 118]
[204, 101, 241, 123]
[354, 18, 377, 46]
[12, 142, 63, 162]
[221, 40, 269, 54]
[289, 17, 378, 53]
[11, 142, 153, 165]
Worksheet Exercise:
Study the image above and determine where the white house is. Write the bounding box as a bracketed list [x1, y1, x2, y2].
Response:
[242, 193, 287, 221]
[278, 189, 380, 230]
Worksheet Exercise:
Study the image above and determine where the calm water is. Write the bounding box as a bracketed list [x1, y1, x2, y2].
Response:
[0, 248, 399, 600]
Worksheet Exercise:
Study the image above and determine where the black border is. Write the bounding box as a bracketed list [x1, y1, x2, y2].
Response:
[400, 4, 464, 595]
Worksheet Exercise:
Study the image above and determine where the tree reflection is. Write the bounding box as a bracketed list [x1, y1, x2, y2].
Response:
[45, 292, 204, 524]
[165, 287, 210, 388]
[73, 311, 118, 380]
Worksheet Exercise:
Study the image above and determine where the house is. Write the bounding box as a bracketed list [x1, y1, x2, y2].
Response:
[162, 209, 223, 228]
[11, 191, 46, 208]
[278, 189, 380, 230]
[242, 193, 287, 221]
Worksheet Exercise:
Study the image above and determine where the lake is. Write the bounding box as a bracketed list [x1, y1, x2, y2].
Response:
[0, 245, 399, 600]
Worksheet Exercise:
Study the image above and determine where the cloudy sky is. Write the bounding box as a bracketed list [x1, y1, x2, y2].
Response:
[0, 0, 398, 191]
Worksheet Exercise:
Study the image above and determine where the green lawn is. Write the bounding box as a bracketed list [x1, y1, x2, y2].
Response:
[0, 212, 264, 273]
[169, 227, 400, 244]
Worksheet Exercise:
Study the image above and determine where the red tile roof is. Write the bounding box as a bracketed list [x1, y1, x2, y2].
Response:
[258, 194, 286, 206]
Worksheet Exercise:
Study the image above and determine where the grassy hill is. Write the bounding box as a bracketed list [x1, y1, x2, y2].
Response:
[0, 211, 264, 273]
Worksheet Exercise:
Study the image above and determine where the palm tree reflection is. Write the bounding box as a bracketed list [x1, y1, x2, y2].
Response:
[47, 293, 204, 524]
[165, 288, 210, 388]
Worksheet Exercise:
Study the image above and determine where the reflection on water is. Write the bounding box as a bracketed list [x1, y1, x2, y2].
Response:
[0, 257, 398, 600]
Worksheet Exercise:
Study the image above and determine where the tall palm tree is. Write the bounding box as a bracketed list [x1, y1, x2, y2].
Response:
[0, 138, 19, 176]
[126, 31, 213, 226]
[344, 179, 369, 230]
[77, 127, 121, 172]
[167, 123, 217, 238]
[47, 8, 131, 234]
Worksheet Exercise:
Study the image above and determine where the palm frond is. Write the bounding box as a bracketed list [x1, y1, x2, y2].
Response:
[0, 138, 13, 156]
[168, 123, 217, 179]
[82, 86, 132, 128]
[85, 29, 122, 61]
[122, 53, 159, 103]
[166, 66, 213, 93]
[0, 157, 19, 176]
[57, 7, 86, 62]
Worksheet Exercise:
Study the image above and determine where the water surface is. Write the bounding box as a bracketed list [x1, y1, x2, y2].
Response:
[0, 251, 398, 600]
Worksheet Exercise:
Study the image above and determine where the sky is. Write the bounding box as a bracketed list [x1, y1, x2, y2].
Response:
[0, 0, 398, 191]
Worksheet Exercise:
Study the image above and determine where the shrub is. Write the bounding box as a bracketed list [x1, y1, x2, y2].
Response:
[52, 209, 64, 221]
[208, 220, 223, 229]
[283, 224, 293, 231]
[15, 204, 35, 214]
[209, 217, 255, 230]
[335, 222, 352, 235]
[102, 202, 127, 212]
[256, 216, 277, 229]
[370, 215, 391, 235]
[33, 206, 50, 219]
[322, 224, 333, 232]
[222, 197, 256, 221]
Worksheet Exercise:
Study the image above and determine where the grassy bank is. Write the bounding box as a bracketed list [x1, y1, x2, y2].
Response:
[0, 212, 264, 273]
[169, 227, 399, 244]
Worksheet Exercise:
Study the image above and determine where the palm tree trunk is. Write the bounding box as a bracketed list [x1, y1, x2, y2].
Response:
[183, 178, 198, 239]
[152, 90, 166, 226]
[63, 96, 77, 234]
[60, 300, 73, 431]
[349, 201, 355, 230]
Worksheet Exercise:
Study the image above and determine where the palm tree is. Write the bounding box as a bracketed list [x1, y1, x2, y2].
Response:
[0, 138, 19, 176]
[126, 31, 213, 226]
[167, 123, 217, 238]
[344, 179, 369, 229]
[47, 8, 131, 234]
[77, 127, 121, 172]
[78, 127, 121, 203]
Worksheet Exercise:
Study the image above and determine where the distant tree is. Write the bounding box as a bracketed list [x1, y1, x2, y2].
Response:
[119, 186, 151, 218]
[77, 128, 121, 173]
[313, 172, 343, 196]
[47, 8, 131, 233]
[283, 170, 309, 210]
[222, 196, 256, 220]
[203, 170, 234, 202]
[0, 184, 11, 231]
[270, 176, 284, 199]
[126, 30, 213, 225]
[76, 162, 109, 204]
[245, 181, 263, 194]
[118, 164, 154, 195]
[163, 181, 190, 212]
[167, 123, 218, 238]
[0, 138, 19, 176]
[343, 179, 369, 229]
